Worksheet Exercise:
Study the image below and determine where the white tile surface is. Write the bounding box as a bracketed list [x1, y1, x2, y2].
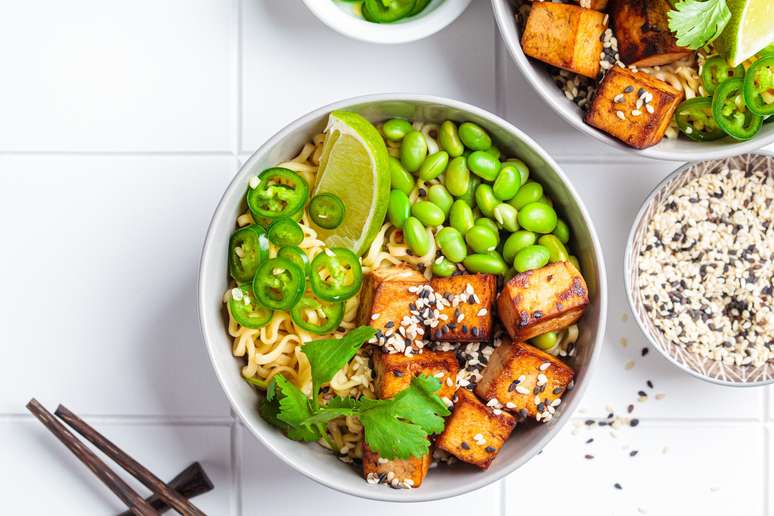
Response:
[0, 156, 236, 417]
[0, 420, 233, 514]
[0, 0, 235, 152]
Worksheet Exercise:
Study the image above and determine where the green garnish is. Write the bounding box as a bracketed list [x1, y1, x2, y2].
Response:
[668, 0, 731, 50]
[258, 325, 451, 459]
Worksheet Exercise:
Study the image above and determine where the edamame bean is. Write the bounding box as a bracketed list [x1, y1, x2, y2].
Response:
[568, 255, 581, 272]
[411, 200, 445, 227]
[505, 158, 530, 186]
[432, 256, 457, 277]
[493, 203, 519, 232]
[531, 331, 559, 351]
[428, 184, 453, 215]
[382, 119, 413, 141]
[493, 164, 521, 201]
[503, 230, 537, 264]
[438, 121, 465, 157]
[517, 202, 558, 234]
[457, 175, 480, 208]
[404, 217, 431, 256]
[465, 225, 498, 254]
[483, 146, 501, 160]
[463, 253, 507, 274]
[513, 244, 551, 273]
[458, 122, 492, 151]
[400, 131, 427, 173]
[444, 156, 470, 197]
[388, 189, 410, 229]
[536, 195, 554, 207]
[449, 200, 475, 234]
[553, 218, 570, 244]
[436, 227, 467, 263]
[475, 184, 498, 217]
[419, 150, 449, 180]
[509, 181, 544, 209]
[538, 234, 569, 263]
[475, 217, 500, 242]
[467, 151, 501, 182]
[389, 157, 415, 196]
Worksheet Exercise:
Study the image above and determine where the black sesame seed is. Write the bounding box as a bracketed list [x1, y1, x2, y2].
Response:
[637, 390, 647, 397]
[533, 386, 541, 395]
[630, 418, 640, 427]
[509, 381, 519, 392]
[460, 441, 470, 450]
[585, 419, 595, 426]
[629, 450, 638, 457]
[393, 370, 404, 377]
[624, 85, 634, 93]
[462, 325, 468, 334]
[442, 325, 450, 334]
[385, 320, 395, 328]
[519, 409, 529, 419]
[552, 387, 563, 395]
[641, 347, 649, 357]
[536, 402, 545, 412]
[471, 327, 480, 337]
[646, 380, 654, 389]
[586, 438, 594, 444]
[418, 188, 427, 197]
[614, 483, 623, 490]
[485, 446, 496, 453]
[637, 87, 646, 97]
[598, 421, 608, 426]
[627, 404, 634, 414]
[468, 295, 476, 304]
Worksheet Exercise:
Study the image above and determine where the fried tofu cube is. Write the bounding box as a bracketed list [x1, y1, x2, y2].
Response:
[373, 349, 459, 400]
[498, 261, 589, 342]
[363, 443, 431, 488]
[428, 274, 497, 343]
[435, 389, 516, 469]
[475, 341, 574, 422]
[584, 65, 683, 149]
[521, 3, 607, 79]
[611, 0, 691, 67]
[577, 0, 608, 10]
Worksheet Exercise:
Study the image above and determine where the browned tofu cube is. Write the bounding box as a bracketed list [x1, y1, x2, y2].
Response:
[498, 261, 589, 342]
[475, 341, 575, 422]
[428, 274, 497, 342]
[584, 66, 683, 149]
[373, 349, 459, 401]
[435, 389, 516, 469]
[578, 0, 608, 10]
[521, 3, 607, 79]
[363, 443, 431, 488]
[611, 0, 691, 67]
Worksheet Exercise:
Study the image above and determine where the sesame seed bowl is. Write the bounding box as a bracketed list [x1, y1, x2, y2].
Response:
[625, 153, 774, 386]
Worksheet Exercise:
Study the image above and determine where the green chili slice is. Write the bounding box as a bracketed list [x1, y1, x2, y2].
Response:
[743, 56, 774, 117]
[290, 292, 344, 335]
[309, 193, 345, 229]
[228, 285, 273, 329]
[712, 78, 764, 140]
[252, 257, 305, 311]
[228, 225, 269, 284]
[675, 97, 726, 141]
[700, 56, 745, 95]
[362, 0, 416, 23]
[246, 168, 309, 223]
[277, 246, 310, 277]
[310, 248, 363, 302]
[268, 216, 304, 247]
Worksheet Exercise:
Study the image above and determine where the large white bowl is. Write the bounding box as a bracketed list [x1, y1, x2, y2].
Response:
[198, 94, 607, 502]
[491, 0, 774, 161]
[302, 0, 471, 44]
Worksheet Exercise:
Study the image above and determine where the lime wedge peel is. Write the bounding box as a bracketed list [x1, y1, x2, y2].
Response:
[720, 0, 774, 66]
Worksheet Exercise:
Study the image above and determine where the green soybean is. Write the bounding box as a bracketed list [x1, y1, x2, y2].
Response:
[536, 195, 554, 207]
[553, 218, 570, 244]
[569, 255, 581, 272]
[531, 331, 559, 351]
[389, 157, 415, 196]
[493, 164, 521, 201]
[503, 230, 537, 264]
[428, 184, 453, 215]
[444, 156, 470, 197]
[458, 122, 492, 151]
[475, 184, 498, 217]
[449, 200, 475, 234]
[506, 159, 530, 186]
[538, 234, 569, 263]
[432, 256, 457, 277]
[404, 217, 431, 256]
[467, 151, 501, 182]
[518, 202, 558, 234]
[493, 203, 519, 232]
[383, 119, 413, 141]
[483, 146, 501, 160]
[475, 217, 500, 241]
[411, 200, 445, 227]
[465, 225, 498, 254]
[509, 181, 544, 209]
[388, 189, 410, 229]
[463, 253, 507, 275]
[400, 131, 427, 173]
[438, 121, 464, 157]
[514, 244, 551, 273]
[457, 175, 480, 208]
[419, 150, 449, 180]
[436, 227, 467, 263]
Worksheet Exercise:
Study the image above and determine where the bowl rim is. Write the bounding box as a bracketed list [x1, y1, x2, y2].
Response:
[623, 151, 774, 387]
[301, 0, 472, 44]
[489, 0, 774, 162]
[198, 92, 608, 502]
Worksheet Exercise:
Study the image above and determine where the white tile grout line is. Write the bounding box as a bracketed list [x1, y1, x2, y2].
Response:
[231, 411, 243, 516]
[0, 413, 235, 426]
[764, 425, 770, 516]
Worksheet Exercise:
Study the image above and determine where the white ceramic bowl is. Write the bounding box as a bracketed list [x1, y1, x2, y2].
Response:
[491, 0, 774, 161]
[198, 94, 607, 502]
[302, 0, 471, 44]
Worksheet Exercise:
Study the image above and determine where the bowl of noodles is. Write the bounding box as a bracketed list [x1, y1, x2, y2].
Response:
[198, 93, 606, 501]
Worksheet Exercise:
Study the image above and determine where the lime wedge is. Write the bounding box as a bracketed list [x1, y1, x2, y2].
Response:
[717, 0, 774, 66]
[312, 111, 390, 255]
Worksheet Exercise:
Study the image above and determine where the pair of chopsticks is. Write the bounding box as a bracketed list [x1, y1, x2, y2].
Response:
[26, 399, 212, 515]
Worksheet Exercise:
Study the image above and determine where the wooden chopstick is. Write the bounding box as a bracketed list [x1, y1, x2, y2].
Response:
[55, 404, 206, 516]
[117, 462, 213, 516]
[26, 399, 159, 516]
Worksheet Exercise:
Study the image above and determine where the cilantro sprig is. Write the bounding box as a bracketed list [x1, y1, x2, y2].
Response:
[257, 326, 451, 459]
[668, 0, 731, 50]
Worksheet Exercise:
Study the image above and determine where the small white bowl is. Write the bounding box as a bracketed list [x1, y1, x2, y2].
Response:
[491, 0, 774, 161]
[302, 0, 471, 44]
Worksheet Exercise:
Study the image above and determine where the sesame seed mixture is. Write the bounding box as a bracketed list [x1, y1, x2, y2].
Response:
[636, 166, 774, 367]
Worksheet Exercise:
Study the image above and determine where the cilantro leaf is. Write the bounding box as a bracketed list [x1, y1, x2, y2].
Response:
[259, 375, 320, 442]
[668, 0, 731, 50]
[302, 396, 359, 426]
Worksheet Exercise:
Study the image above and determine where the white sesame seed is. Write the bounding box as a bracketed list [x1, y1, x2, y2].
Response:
[324, 248, 335, 257]
[435, 255, 444, 264]
[434, 371, 445, 378]
[515, 386, 530, 395]
[371, 313, 380, 320]
[377, 457, 389, 464]
[537, 373, 548, 385]
[493, 409, 502, 415]
[645, 104, 655, 114]
[539, 362, 551, 371]
[631, 109, 642, 116]
[248, 175, 261, 189]
[231, 287, 244, 301]
[386, 471, 395, 481]
[473, 433, 483, 441]
[551, 398, 562, 407]
[506, 402, 516, 409]
[477, 308, 488, 317]
[616, 110, 626, 120]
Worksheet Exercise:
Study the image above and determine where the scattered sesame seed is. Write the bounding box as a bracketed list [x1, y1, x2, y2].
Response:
[624, 360, 636, 370]
[584, 454, 594, 460]
[371, 313, 380, 320]
[630, 418, 640, 427]
[614, 483, 623, 490]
